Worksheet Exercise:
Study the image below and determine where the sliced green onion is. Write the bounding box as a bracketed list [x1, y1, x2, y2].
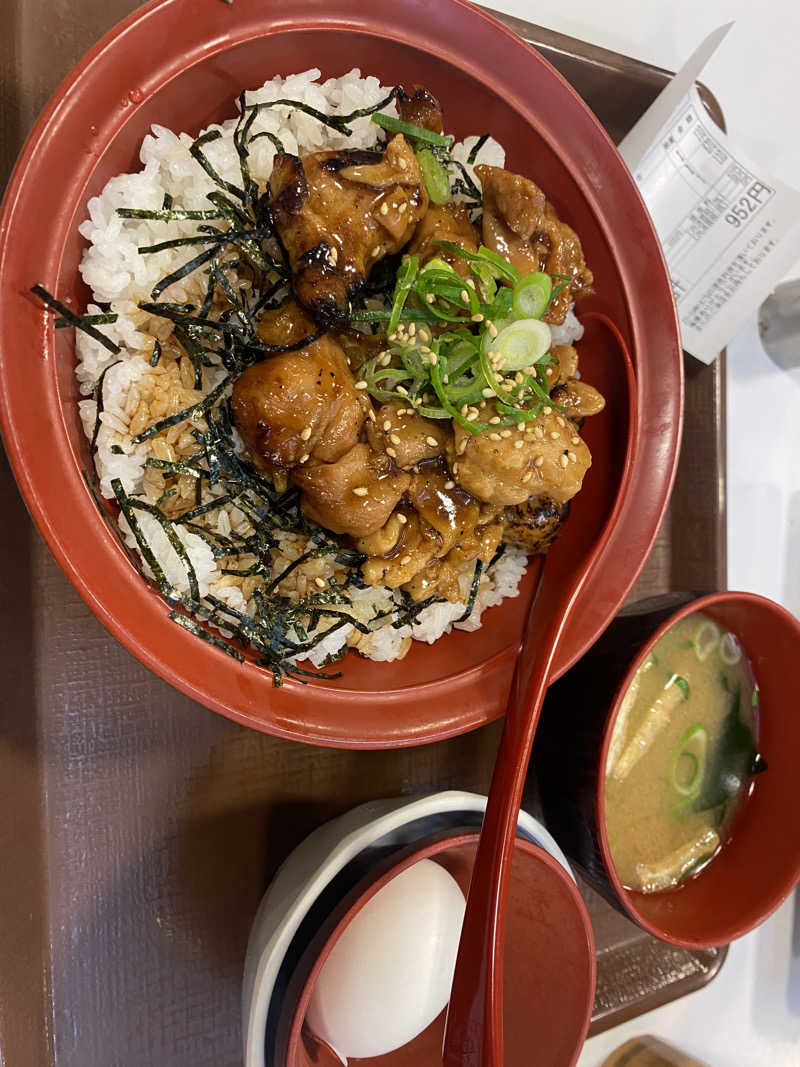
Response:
[666, 673, 690, 701]
[694, 620, 720, 661]
[434, 240, 521, 284]
[670, 724, 708, 797]
[370, 112, 453, 147]
[416, 148, 450, 204]
[512, 272, 552, 319]
[719, 632, 742, 665]
[491, 319, 552, 372]
[387, 255, 419, 335]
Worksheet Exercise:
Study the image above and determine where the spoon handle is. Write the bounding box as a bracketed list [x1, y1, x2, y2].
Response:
[443, 569, 586, 1067]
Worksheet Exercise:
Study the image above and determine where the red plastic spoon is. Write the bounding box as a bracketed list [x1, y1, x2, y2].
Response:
[443, 313, 640, 1067]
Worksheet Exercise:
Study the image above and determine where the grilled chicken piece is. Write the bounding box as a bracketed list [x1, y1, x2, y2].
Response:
[255, 300, 317, 348]
[449, 408, 592, 507]
[406, 202, 480, 278]
[294, 444, 411, 538]
[365, 403, 451, 469]
[269, 135, 428, 326]
[396, 86, 444, 134]
[475, 164, 593, 324]
[356, 464, 502, 598]
[231, 335, 366, 475]
[502, 496, 569, 553]
[550, 379, 606, 420]
[550, 344, 579, 388]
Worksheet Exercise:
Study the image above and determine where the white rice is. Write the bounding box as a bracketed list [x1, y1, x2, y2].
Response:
[75, 68, 531, 667]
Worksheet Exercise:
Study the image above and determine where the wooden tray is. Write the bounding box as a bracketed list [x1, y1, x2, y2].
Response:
[0, 6, 726, 1064]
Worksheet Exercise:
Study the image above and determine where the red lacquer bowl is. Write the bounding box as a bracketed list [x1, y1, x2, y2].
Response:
[278, 832, 596, 1067]
[0, 0, 682, 746]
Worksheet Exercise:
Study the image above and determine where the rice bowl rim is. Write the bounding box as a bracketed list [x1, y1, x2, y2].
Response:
[0, 0, 682, 748]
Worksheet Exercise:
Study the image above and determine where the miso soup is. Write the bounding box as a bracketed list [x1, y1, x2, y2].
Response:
[604, 612, 764, 893]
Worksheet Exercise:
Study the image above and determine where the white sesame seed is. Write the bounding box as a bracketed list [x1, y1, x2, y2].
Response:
[460, 403, 469, 416]
[522, 471, 533, 483]
[546, 367, 553, 377]
[314, 576, 327, 588]
[418, 330, 429, 343]
[299, 452, 310, 464]
[390, 433, 401, 445]
[467, 411, 479, 422]
[560, 454, 569, 468]
[386, 447, 397, 458]
[397, 513, 408, 524]
[568, 451, 577, 463]
[556, 415, 565, 427]
[534, 455, 544, 467]
[396, 385, 408, 396]
[500, 381, 514, 392]
[400, 554, 412, 565]
[515, 372, 524, 385]
[380, 352, 392, 367]
[379, 201, 389, 216]
[489, 416, 501, 425]
[489, 432, 501, 441]
[543, 406, 552, 415]
[352, 486, 368, 497]
[383, 420, 392, 431]
[523, 365, 536, 376]
[388, 332, 398, 341]
[444, 480, 455, 489]
[442, 374, 449, 384]
[535, 426, 544, 439]
[500, 429, 512, 439]
[571, 435, 580, 445]
[457, 439, 467, 455]
[428, 352, 438, 366]
[426, 293, 436, 304]
[487, 322, 498, 338]
[482, 387, 495, 398]
[355, 380, 368, 390]
[300, 426, 312, 441]
[471, 312, 485, 323]
[550, 430, 560, 440]
[329, 246, 338, 265]
[426, 435, 438, 447]
[398, 157, 408, 170]
[408, 323, 416, 336]
[399, 201, 408, 214]
[516, 422, 525, 432]
[514, 439, 524, 450]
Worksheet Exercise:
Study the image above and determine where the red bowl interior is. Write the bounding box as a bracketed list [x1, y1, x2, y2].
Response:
[0, 0, 681, 746]
[284, 832, 596, 1067]
[598, 591, 800, 948]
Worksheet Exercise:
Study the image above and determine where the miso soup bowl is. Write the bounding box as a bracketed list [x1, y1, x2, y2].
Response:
[276, 830, 596, 1067]
[533, 590, 800, 949]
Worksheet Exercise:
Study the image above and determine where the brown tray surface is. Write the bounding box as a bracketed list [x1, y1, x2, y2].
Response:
[0, 6, 726, 1065]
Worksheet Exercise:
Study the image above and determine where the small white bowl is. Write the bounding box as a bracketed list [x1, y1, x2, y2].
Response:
[242, 791, 574, 1067]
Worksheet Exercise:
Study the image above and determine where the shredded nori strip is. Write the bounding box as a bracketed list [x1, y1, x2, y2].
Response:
[90, 360, 122, 453]
[132, 372, 233, 443]
[117, 206, 223, 222]
[149, 339, 162, 367]
[31, 285, 120, 354]
[169, 610, 244, 659]
[241, 86, 401, 137]
[457, 559, 483, 622]
[467, 133, 490, 164]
